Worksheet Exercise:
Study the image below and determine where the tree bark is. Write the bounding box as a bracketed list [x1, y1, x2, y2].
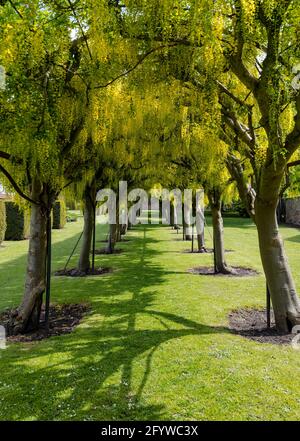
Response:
[226, 154, 256, 220]
[170, 202, 175, 227]
[197, 233, 205, 251]
[208, 190, 231, 274]
[116, 222, 121, 242]
[173, 203, 180, 230]
[9, 179, 50, 334]
[120, 223, 127, 237]
[183, 205, 192, 241]
[106, 223, 117, 254]
[196, 209, 206, 252]
[227, 157, 300, 332]
[106, 197, 119, 253]
[78, 184, 95, 273]
[211, 205, 231, 274]
[256, 198, 300, 333]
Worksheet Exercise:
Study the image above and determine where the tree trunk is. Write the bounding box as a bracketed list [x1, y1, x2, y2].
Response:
[196, 209, 206, 252]
[120, 223, 127, 237]
[211, 205, 231, 274]
[116, 222, 121, 242]
[183, 205, 192, 241]
[185, 227, 192, 241]
[197, 232, 205, 252]
[9, 180, 49, 334]
[159, 201, 163, 224]
[78, 184, 95, 273]
[227, 155, 300, 331]
[256, 199, 300, 333]
[170, 202, 175, 227]
[173, 204, 180, 230]
[106, 223, 117, 254]
[208, 189, 231, 275]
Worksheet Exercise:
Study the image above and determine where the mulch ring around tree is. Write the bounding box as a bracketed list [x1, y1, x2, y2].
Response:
[93, 248, 123, 255]
[229, 308, 295, 345]
[188, 266, 259, 277]
[183, 248, 234, 254]
[97, 239, 131, 243]
[0, 303, 90, 343]
[55, 267, 113, 277]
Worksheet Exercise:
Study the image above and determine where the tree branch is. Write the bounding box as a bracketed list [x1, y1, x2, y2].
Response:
[60, 120, 85, 157]
[221, 102, 254, 149]
[285, 92, 300, 153]
[226, 153, 256, 221]
[8, 0, 23, 19]
[0, 164, 39, 205]
[0, 150, 11, 161]
[66, 0, 93, 61]
[94, 43, 180, 90]
[287, 159, 300, 168]
[217, 80, 252, 110]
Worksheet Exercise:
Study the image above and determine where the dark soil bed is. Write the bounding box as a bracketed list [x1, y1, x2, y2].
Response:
[94, 248, 123, 255]
[0, 303, 90, 342]
[183, 248, 234, 254]
[183, 248, 213, 254]
[55, 267, 113, 277]
[229, 308, 294, 345]
[97, 239, 130, 243]
[188, 266, 258, 277]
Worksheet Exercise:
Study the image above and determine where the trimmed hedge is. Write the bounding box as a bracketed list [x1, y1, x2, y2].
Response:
[0, 201, 6, 245]
[5, 202, 30, 241]
[53, 199, 67, 229]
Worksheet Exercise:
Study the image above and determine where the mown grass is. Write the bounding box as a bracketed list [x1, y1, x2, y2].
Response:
[1, 216, 300, 421]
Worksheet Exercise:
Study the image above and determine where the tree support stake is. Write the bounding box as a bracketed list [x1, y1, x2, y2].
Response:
[45, 212, 52, 330]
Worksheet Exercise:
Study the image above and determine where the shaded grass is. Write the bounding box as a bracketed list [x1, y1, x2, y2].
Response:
[1, 217, 300, 421]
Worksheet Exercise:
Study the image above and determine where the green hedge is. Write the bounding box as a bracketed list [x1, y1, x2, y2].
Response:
[0, 201, 6, 245]
[53, 200, 67, 229]
[5, 202, 30, 241]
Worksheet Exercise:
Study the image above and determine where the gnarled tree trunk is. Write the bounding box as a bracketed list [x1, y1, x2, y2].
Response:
[256, 198, 300, 333]
[227, 155, 300, 332]
[9, 179, 50, 335]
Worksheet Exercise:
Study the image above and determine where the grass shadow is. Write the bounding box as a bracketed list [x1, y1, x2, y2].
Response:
[0, 224, 230, 421]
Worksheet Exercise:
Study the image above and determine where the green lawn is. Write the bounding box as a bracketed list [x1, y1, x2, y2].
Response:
[1, 217, 300, 421]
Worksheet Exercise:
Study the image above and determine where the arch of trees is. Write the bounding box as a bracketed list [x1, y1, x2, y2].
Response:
[1, 0, 300, 334]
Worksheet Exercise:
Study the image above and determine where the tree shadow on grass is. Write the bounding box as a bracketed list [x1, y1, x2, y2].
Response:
[285, 233, 300, 244]
[0, 225, 230, 421]
[222, 217, 256, 230]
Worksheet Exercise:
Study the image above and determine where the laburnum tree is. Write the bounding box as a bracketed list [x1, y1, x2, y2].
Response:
[189, 127, 235, 274]
[128, 0, 300, 331]
[213, 0, 300, 332]
[170, 102, 237, 273]
[1, 0, 300, 335]
[75, 78, 183, 270]
[0, 2, 96, 333]
[0, 0, 163, 333]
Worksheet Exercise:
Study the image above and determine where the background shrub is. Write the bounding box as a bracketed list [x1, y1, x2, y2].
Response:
[53, 199, 67, 229]
[5, 202, 30, 241]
